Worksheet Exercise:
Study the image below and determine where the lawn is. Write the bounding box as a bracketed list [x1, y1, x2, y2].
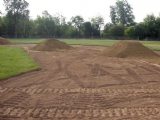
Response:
[0, 46, 40, 79]
[9, 39, 160, 50]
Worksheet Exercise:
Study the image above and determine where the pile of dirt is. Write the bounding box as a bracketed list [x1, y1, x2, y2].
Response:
[30, 39, 74, 51]
[0, 37, 13, 45]
[99, 40, 160, 60]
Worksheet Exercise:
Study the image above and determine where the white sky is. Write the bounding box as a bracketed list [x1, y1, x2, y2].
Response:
[0, 0, 160, 24]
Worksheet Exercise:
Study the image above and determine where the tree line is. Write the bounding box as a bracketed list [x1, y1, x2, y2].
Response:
[0, 0, 160, 39]
[0, 0, 104, 38]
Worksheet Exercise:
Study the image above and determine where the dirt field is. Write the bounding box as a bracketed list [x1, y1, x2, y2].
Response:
[1, 44, 160, 120]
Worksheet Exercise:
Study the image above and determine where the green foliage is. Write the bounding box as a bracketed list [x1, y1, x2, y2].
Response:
[0, 46, 40, 79]
[103, 23, 113, 36]
[3, 0, 29, 38]
[1, 1, 160, 39]
[110, 6, 117, 25]
[125, 26, 135, 37]
[110, 0, 135, 27]
[134, 22, 146, 39]
[143, 14, 159, 37]
[83, 22, 92, 37]
[71, 15, 84, 36]
[91, 15, 104, 36]
[34, 11, 56, 37]
[109, 24, 125, 36]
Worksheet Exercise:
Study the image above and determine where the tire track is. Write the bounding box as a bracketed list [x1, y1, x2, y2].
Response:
[1, 71, 48, 88]
[1, 88, 160, 94]
[90, 64, 100, 77]
[99, 69, 128, 84]
[2, 93, 30, 107]
[1, 107, 160, 119]
[140, 66, 160, 77]
[125, 68, 145, 83]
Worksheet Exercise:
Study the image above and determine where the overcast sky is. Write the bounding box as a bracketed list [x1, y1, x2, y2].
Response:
[0, 0, 160, 24]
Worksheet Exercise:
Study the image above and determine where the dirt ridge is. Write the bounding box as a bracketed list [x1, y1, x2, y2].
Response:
[0, 37, 13, 45]
[99, 40, 160, 59]
[30, 39, 74, 51]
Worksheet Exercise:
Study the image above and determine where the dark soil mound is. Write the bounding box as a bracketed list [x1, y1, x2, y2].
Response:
[0, 37, 13, 45]
[30, 39, 74, 51]
[99, 40, 160, 59]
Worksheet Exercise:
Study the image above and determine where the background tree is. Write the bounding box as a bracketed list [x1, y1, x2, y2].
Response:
[143, 14, 158, 37]
[110, 0, 135, 27]
[53, 13, 67, 37]
[71, 15, 84, 36]
[3, 0, 29, 38]
[42, 11, 55, 37]
[109, 24, 125, 36]
[91, 15, 104, 36]
[133, 22, 146, 39]
[124, 26, 135, 37]
[83, 22, 92, 38]
[103, 22, 113, 36]
[18, 10, 30, 37]
[2, 11, 15, 37]
[110, 6, 117, 25]
[65, 21, 77, 37]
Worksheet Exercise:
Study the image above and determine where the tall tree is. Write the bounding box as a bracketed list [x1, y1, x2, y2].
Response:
[42, 11, 55, 36]
[109, 24, 125, 36]
[110, 6, 117, 25]
[83, 22, 92, 37]
[3, 0, 29, 38]
[18, 9, 30, 37]
[103, 22, 113, 36]
[71, 15, 84, 36]
[91, 15, 104, 36]
[143, 14, 157, 37]
[110, 0, 135, 27]
[53, 13, 67, 36]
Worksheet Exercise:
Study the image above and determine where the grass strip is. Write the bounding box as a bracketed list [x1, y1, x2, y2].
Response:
[0, 46, 40, 79]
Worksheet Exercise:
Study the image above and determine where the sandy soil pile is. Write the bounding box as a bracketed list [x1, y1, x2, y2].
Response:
[99, 40, 160, 61]
[30, 39, 74, 51]
[0, 37, 13, 45]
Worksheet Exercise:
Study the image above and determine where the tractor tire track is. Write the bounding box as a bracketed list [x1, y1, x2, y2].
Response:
[90, 64, 100, 77]
[125, 68, 145, 83]
[2, 93, 30, 107]
[1, 107, 160, 119]
[1, 88, 160, 94]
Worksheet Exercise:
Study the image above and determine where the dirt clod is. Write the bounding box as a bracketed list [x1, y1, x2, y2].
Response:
[30, 39, 74, 51]
[99, 40, 160, 63]
[0, 37, 13, 45]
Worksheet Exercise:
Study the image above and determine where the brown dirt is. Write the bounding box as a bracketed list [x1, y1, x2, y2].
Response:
[0, 37, 13, 45]
[99, 40, 160, 63]
[30, 39, 74, 51]
[1, 44, 160, 120]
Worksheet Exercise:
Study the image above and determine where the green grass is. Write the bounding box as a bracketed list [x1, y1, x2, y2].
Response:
[9, 39, 45, 44]
[0, 46, 40, 79]
[9, 39, 160, 50]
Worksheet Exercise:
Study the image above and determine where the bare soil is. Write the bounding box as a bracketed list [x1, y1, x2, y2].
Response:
[30, 39, 74, 51]
[100, 40, 160, 63]
[0, 37, 13, 45]
[1, 44, 160, 120]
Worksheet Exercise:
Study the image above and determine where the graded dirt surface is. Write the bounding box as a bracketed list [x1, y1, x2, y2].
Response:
[30, 39, 74, 51]
[0, 37, 13, 45]
[1, 44, 160, 120]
